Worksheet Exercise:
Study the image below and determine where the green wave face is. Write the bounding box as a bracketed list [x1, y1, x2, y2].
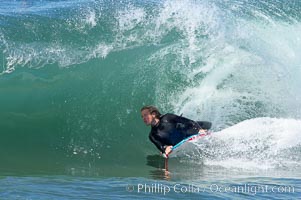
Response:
[1, 0, 301, 176]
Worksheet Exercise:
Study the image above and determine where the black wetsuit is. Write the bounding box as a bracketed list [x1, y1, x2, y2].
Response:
[149, 113, 212, 153]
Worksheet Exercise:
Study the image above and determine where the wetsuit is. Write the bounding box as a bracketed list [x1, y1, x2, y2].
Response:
[149, 113, 212, 153]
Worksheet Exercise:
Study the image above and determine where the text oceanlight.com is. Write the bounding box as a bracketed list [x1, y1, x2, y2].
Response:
[126, 183, 295, 195]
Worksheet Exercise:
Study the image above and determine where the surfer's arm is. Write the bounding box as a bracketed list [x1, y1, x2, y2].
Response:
[166, 113, 201, 130]
[164, 145, 173, 155]
[161, 146, 173, 158]
[149, 134, 166, 153]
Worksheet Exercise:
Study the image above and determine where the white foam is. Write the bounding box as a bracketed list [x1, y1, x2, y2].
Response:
[91, 43, 113, 59]
[191, 118, 301, 170]
[85, 9, 97, 28]
[154, 0, 221, 63]
[116, 6, 146, 32]
[170, 14, 301, 128]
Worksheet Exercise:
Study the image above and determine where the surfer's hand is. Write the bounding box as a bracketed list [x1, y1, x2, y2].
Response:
[165, 146, 173, 155]
[161, 153, 168, 158]
[198, 129, 207, 134]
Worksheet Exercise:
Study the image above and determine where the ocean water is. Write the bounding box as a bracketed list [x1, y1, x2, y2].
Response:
[1, 0, 301, 199]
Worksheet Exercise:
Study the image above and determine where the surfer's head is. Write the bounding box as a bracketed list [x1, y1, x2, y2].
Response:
[141, 105, 161, 126]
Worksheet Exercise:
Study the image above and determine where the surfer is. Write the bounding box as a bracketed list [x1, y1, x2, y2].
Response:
[141, 105, 212, 157]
